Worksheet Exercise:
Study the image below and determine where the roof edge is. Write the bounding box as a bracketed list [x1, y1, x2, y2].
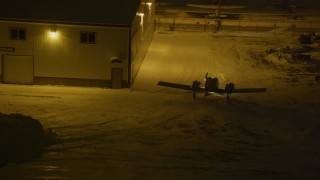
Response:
[0, 17, 131, 28]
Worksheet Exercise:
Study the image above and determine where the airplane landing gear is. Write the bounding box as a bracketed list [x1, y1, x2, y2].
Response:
[227, 94, 230, 101]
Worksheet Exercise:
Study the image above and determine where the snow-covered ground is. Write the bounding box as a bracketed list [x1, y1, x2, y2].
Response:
[0, 30, 320, 179]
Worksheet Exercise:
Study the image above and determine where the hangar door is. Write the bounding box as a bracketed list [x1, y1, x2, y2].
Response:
[3, 55, 34, 84]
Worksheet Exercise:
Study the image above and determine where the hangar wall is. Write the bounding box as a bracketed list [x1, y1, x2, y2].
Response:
[0, 21, 130, 87]
[130, 0, 155, 85]
[0, 0, 155, 88]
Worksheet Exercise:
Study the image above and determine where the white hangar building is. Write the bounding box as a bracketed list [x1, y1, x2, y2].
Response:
[0, 0, 155, 88]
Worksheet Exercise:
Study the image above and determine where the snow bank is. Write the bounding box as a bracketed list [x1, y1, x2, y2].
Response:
[0, 113, 57, 166]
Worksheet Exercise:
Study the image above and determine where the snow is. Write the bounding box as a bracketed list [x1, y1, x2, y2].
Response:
[0, 30, 320, 179]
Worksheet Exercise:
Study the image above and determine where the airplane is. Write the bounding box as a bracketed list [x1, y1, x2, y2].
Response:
[186, 4, 246, 10]
[185, 3, 246, 19]
[155, 2, 247, 19]
[184, 4, 299, 20]
[157, 73, 267, 100]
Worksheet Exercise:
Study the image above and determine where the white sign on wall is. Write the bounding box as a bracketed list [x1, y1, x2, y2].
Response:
[0, 47, 15, 52]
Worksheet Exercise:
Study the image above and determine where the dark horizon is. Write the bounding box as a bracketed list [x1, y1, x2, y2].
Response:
[157, 0, 320, 7]
[156, 0, 320, 15]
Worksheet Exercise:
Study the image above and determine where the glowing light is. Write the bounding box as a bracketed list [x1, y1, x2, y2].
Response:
[137, 13, 145, 26]
[146, 2, 152, 8]
[50, 25, 58, 38]
[50, 31, 58, 38]
[137, 12, 145, 17]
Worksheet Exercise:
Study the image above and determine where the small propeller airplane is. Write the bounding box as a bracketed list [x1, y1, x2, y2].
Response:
[157, 73, 267, 100]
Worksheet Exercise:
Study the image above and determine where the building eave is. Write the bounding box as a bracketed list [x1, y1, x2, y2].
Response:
[0, 17, 132, 28]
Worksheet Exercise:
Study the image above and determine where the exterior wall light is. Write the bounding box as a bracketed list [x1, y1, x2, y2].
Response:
[111, 57, 122, 63]
[137, 13, 145, 26]
[50, 25, 58, 38]
[137, 12, 145, 17]
[146, 2, 152, 9]
[50, 31, 57, 38]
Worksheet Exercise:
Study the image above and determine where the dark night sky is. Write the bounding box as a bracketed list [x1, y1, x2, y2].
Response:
[157, 0, 320, 14]
[0, 0, 142, 25]
[1, 0, 319, 23]
[157, 0, 320, 8]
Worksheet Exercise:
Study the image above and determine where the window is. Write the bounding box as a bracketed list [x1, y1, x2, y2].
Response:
[10, 28, 27, 40]
[80, 32, 96, 44]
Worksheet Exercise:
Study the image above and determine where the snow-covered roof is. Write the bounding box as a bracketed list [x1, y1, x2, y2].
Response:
[0, 0, 142, 26]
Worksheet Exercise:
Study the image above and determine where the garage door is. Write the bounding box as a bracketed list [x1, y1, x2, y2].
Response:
[3, 55, 34, 84]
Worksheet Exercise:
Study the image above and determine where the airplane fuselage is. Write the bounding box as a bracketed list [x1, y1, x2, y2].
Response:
[204, 77, 219, 95]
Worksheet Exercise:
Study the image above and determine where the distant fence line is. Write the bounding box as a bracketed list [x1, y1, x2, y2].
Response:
[155, 16, 320, 33]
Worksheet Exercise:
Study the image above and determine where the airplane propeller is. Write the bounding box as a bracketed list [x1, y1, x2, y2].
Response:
[224, 82, 235, 100]
[191, 80, 201, 98]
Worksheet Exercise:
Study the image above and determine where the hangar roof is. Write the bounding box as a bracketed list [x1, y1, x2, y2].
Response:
[0, 0, 142, 26]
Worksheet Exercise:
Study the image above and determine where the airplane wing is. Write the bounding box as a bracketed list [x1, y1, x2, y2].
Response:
[158, 81, 206, 92]
[184, 10, 212, 15]
[158, 81, 266, 96]
[187, 4, 246, 10]
[158, 81, 191, 91]
[229, 88, 267, 93]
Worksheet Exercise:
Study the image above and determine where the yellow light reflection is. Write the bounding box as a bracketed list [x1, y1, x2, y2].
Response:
[137, 13, 145, 26]
[49, 25, 58, 39]
[50, 31, 58, 38]
[146, 2, 152, 9]
[137, 12, 145, 17]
